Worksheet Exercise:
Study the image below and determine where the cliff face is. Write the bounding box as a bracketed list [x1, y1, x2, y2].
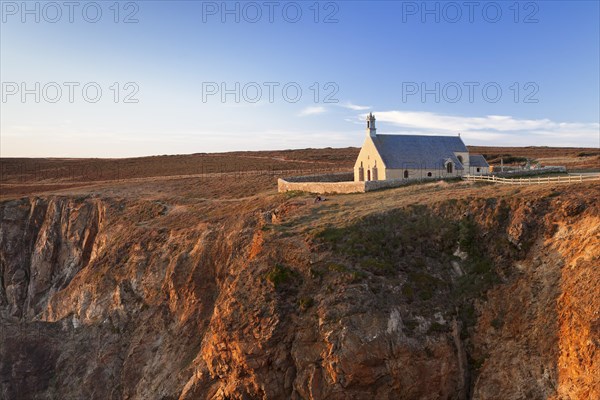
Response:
[471, 197, 600, 400]
[0, 187, 598, 399]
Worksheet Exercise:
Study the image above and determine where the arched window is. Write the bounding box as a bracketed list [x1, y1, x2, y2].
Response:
[457, 155, 463, 164]
[367, 170, 371, 181]
[447, 162, 453, 173]
[427, 172, 432, 177]
[404, 170, 409, 179]
[476, 167, 480, 173]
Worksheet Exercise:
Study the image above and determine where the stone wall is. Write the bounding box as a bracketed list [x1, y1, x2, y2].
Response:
[493, 166, 567, 178]
[277, 179, 365, 194]
[278, 172, 456, 194]
[283, 172, 354, 183]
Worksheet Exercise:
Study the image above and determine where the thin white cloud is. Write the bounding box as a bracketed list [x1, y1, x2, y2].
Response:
[338, 101, 371, 111]
[298, 106, 327, 116]
[344, 117, 364, 126]
[364, 110, 599, 147]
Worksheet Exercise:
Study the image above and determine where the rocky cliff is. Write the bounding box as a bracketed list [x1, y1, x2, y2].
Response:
[1, 184, 598, 399]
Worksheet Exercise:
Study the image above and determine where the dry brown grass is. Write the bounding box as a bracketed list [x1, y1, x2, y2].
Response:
[0, 148, 356, 184]
[1, 146, 597, 201]
[270, 179, 590, 235]
[468, 146, 600, 170]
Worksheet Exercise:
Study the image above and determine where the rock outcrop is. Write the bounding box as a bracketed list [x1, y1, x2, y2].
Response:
[1, 187, 598, 399]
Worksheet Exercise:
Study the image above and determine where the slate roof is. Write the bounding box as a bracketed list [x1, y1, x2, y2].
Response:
[371, 134, 468, 170]
[469, 154, 489, 167]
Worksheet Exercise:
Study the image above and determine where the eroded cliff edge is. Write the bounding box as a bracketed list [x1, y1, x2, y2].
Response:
[1, 185, 598, 399]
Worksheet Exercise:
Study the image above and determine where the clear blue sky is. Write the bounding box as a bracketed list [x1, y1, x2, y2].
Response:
[1, 0, 599, 157]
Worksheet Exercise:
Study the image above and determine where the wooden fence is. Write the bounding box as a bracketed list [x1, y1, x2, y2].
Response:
[463, 174, 600, 185]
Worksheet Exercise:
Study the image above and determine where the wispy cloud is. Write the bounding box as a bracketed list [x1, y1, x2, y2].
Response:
[344, 117, 364, 126]
[298, 106, 327, 116]
[338, 101, 371, 111]
[363, 110, 599, 147]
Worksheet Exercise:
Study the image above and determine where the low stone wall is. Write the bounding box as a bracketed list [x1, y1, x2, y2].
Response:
[278, 179, 365, 194]
[494, 166, 566, 178]
[278, 181, 367, 194]
[283, 172, 354, 183]
[278, 172, 456, 194]
[278, 172, 361, 194]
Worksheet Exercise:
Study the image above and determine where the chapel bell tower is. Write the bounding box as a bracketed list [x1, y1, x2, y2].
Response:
[366, 113, 376, 137]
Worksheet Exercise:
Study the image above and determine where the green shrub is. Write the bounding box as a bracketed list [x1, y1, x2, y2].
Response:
[316, 227, 347, 244]
[407, 271, 444, 300]
[458, 217, 477, 254]
[361, 258, 394, 276]
[350, 270, 367, 283]
[546, 190, 561, 198]
[401, 284, 414, 302]
[266, 264, 295, 289]
[412, 257, 427, 269]
[459, 303, 476, 332]
[315, 208, 456, 274]
[428, 321, 447, 333]
[470, 354, 486, 370]
[472, 258, 493, 274]
[299, 297, 314, 311]
[496, 200, 511, 225]
[327, 262, 348, 273]
[491, 317, 503, 330]
[282, 190, 305, 199]
[404, 319, 418, 333]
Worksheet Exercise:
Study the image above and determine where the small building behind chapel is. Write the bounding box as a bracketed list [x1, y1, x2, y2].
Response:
[354, 113, 489, 182]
